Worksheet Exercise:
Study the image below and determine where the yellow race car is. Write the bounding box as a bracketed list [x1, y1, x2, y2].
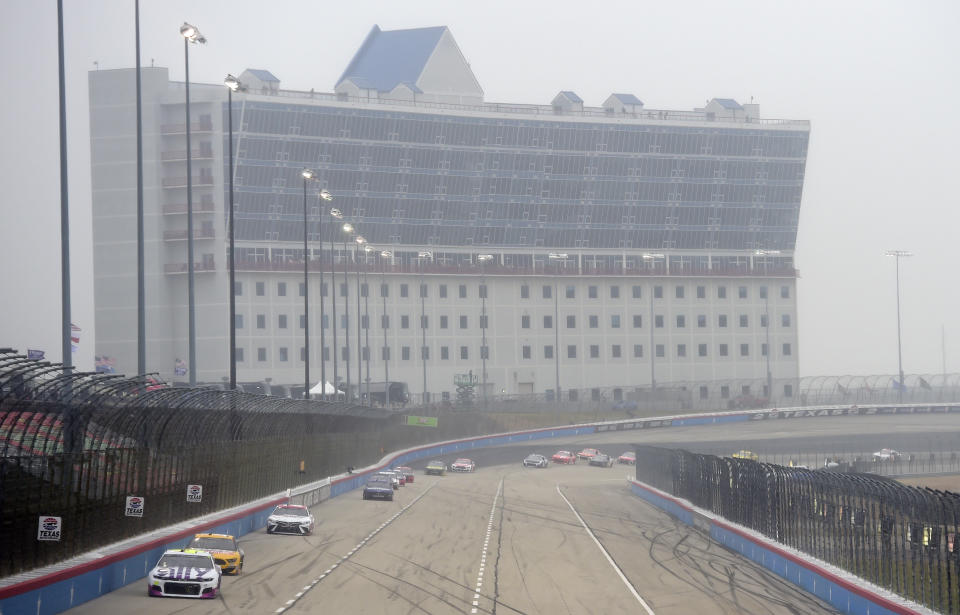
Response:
[188, 533, 244, 575]
[731, 450, 759, 461]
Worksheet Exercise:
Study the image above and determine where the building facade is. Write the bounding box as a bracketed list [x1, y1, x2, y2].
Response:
[89, 25, 810, 405]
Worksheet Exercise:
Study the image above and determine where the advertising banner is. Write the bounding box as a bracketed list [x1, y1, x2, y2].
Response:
[125, 496, 144, 517]
[186, 484, 203, 502]
[37, 516, 61, 541]
[404, 415, 438, 427]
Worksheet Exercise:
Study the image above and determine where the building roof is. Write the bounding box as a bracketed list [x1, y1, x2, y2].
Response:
[712, 98, 743, 110]
[611, 93, 643, 106]
[558, 90, 583, 103]
[336, 25, 447, 92]
[244, 69, 279, 83]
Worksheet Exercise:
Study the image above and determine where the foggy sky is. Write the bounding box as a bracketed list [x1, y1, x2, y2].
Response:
[1, 0, 958, 378]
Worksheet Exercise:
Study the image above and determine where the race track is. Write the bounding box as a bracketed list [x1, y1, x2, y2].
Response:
[64, 413, 960, 614]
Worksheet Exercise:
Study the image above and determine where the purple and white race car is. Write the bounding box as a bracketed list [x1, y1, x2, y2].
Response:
[147, 549, 222, 598]
[450, 458, 476, 473]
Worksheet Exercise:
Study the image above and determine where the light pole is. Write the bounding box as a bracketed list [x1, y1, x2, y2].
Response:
[224, 75, 245, 390]
[417, 251, 434, 405]
[329, 208, 343, 398]
[642, 253, 665, 397]
[886, 250, 912, 402]
[477, 254, 494, 408]
[754, 249, 781, 403]
[300, 169, 315, 399]
[135, 0, 145, 376]
[342, 222, 355, 400]
[380, 250, 392, 406]
[355, 235, 366, 404]
[314, 192, 333, 400]
[548, 253, 567, 403]
[363, 244, 373, 403]
[179, 22, 205, 385]
[57, 0, 72, 374]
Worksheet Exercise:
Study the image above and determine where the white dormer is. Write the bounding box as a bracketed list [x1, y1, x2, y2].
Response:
[552, 91, 583, 113]
[603, 93, 644, 114]
[239, 69, 280, 95]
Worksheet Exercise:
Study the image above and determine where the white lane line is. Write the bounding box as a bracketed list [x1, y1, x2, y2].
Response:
[273, 481, 437, 613]
[555, 484, 655, 615]
[466, 478, 503, 614]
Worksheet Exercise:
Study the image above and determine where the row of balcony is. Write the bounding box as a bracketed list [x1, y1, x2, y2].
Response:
[161, 176, 214, 188]
[164, 257, 216, 274]
[160, 120, 214, 135]
[162, 199, 215, 215]
[162, 229, 216, 241]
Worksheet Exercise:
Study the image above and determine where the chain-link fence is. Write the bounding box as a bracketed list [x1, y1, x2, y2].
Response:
[635, 445, 960, 613]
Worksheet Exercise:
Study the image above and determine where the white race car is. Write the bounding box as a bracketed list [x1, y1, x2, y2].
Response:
[450, 458, 477, 472]
[147, 549, 221, 598]
[266, 504, 316, 535]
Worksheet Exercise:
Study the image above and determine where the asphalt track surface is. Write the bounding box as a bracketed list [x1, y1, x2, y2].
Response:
[63, 414, 960, 615]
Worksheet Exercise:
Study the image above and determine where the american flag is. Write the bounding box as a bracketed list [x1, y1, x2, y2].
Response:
[70, 323, 81, 353]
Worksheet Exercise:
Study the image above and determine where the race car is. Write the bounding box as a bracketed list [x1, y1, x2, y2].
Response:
[375, 471, 401, 489]
[187, 533, 244, 575]
[450, 458, 476, 472]
[589, 453, 614, 467]
[523, 454, 548, 468]
[617, 451, 636, 465]
[732, 450, 759, 461]
[551, 450, 576, 464]
[395, 466, 415, 483]
[266, 504, 315, 535]
[577, 448, 600, 461]
[363, 476, 395, 501]
[872, 448, 902, 462]
[425, 460, 447, 475]
[147, 548, 221, 598]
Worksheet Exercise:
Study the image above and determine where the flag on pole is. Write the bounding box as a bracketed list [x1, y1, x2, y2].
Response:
[70, 323, 81, 353]
[837, 383, 849, 396]
[919, 377, 932, 390]
[27, 349, 45, 361]
[891, 378, 907, 392]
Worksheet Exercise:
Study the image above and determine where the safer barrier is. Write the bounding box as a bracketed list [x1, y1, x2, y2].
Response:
[634, 445, 958, 614]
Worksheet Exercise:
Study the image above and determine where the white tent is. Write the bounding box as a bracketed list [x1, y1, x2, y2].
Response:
[309, 381, 337, 395]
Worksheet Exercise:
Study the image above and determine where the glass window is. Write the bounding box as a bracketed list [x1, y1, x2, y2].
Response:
[633, 344, 643, 358]
[655, 344, 664, 358]
[421, 315, 428, 329]
[654, 285, 663, 299]
[256, 281, 265, 296]
[340, 283, 347, 297]
[460, 315, 468, 329]
[401, 346, 410, 360]
[718, 314, 728, 327]
[235, 314, 243, 329]
[566, 315, 576, 328]
[676, 315, 685, 328]
[611, 314, 621, 328]
[589, 315, 598, 328]
[718, 286, 727, 299]
[279, 347, 288, 362]
[675, 286, 684, 299]
[760, 286, 768, 299]
[543, 285, 552, 299]
[234, 281, 242, 296]
[401, 315, 409, 329]
[520, 285, 529, 299]
[719, 343, 728, 357]
[677, 344, 686, 357]
[420, 283, 428, 298]
[655, 315, 664, 328]
[480, 315, 488, 329]
[784, 383, 794, 397]
[257, 347, 266, 361]
[381, 315, 389, 329]
[567, 345, 577, 358]
[697, 315, 706, 328]
[762, 343, 768, 356]
[459, 284, 467, 298]
[440, 315, 448, 329]
[565, 285, 575, 299]
[590, 344, 599, 358]
[740, 343, 749, 356]
[236, 347, 244, 362]
[361, 315, 369, 329]
[698, 343, 707, 357]
[739, 314, 748, 327]
[299, 282, 305, 297]
[277, 282, 286, 297]
[544, 315, 553, 328]
[480, 346, 489, 359]
[319, 314, 325, 329]
[321, 282, 328, 297]
[568, 389, 579, 402]
[761, 314, 768, 327]
[738, 286, 748, 299]
[612, 344, 621, 358]
[380, 283, 389, 297]
[544, 345, 554, 359]
[257, 314, 266, 329]
[439, 284, 447, 298]
[522, 345, 531, 359]
[632, 285, 642, 299]
[422, 346, 430, 360]
[696, 285, 705, 299]
[721, 385, 730, 399]
[341, 315, 348, 329]
[441, 346, 449, 360]
[610, 286, 620, 299]
[633, 315, 642, 328]
[588, 285, 598, 299]
[782, 314, 791, 327]
[699, 385, 708, 399]
[360, 283, 368, 298]
[479, 284, 488, 299]
[381, 346, 390, 360]
[521, 315, 530, 329]
[400, 284, 409, 298]
[783, 343, 792, 356]
[278, 314, 287, 329]
[781, 285, 790, 299]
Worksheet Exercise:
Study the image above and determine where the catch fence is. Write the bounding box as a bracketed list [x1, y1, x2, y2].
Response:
[635, 445, 960, 613]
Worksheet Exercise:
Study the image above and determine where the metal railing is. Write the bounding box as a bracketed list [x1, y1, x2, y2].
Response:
[635, 445, 960, 613]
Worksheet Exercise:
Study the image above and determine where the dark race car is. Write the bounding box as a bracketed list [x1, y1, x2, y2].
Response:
[589, 453, 614, 468]
[523, 454, 548, 468]
[362, 477, 395, 501]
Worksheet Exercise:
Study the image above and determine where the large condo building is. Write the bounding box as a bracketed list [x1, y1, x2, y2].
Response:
[89, 25, 810, 405]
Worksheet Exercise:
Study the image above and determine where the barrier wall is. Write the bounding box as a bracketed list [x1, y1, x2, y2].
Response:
[628, 480, 928, 615]
[3, 403, 953, 615]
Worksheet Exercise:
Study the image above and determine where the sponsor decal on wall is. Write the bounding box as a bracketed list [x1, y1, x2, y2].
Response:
[186, 484, 203, 503]
[125, 496, 144, 517]
[37, 516, 61, 541]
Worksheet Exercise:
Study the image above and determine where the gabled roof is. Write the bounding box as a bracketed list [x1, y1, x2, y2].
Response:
[611, 93, 643, 106]
[558, 90, 583, 103]
[244, 69, 279, 83]
[712, 98, 743, 110]
[336, 25, 447, 93]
